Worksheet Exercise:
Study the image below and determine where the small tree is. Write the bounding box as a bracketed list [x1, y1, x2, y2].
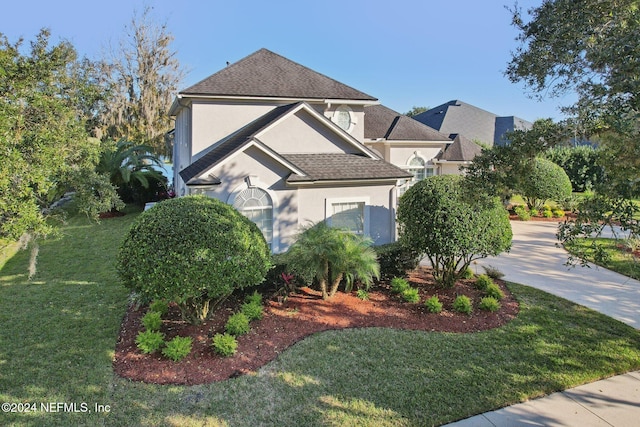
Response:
[397, 175, 512, 288]
[116, 196, 271, 324]
[285, 222, 379, 300]
[515, 157, 573, 210]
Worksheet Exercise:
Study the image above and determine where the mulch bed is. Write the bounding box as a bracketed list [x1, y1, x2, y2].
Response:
[113, 266, 519, 385]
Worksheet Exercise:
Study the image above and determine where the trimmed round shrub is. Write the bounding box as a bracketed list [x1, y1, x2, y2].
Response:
[398, 175, 512, 288]
[212, 333, 238, 357]
[479, 296, 501, 312]
[425, 295, 443, 313]
[517, 157, 573, 210]
[116, 196, 272, 324]
[225, 312, 250, 336]
[453, 295, 472, 315]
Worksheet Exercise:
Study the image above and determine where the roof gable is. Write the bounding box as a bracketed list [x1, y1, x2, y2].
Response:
[364, 104, 451, 141]
[179, 102, 380, 185]
[181, 48, 377, 101]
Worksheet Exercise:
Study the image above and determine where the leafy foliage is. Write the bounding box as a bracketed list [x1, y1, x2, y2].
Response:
[543, 145, 604, 192]
[465, 119, 571, 203]
[514, 205, 531, 221]
[485, 283, 505, 301]
[285, 222, 380, 300]
[390, 277, 410, 294]
[141, 311, 162, 331]
[401, 287, 420, 303]
[212, 333, 238, 357]
[424, 295, 443, 313]
[161, 336, 192, 362]
[96, 139, 166, 206]
[116, 196, 271, 324]
[241, 302, 263, 321]
[515, 158, 573, 210]
[374, 241, 421, 281]
[479, 296, 501, 312]
[398, 175, 512, 287]
[135, 330, 164, 354]
[225, 312, 250, 336]
[507, 0, 640, 263]
[404, 106, 429, 117]
[0, 30, 120, 239]
[148, 300, 169, 316]
[452, 295, 472, 315]
[474, 275, 494, 291]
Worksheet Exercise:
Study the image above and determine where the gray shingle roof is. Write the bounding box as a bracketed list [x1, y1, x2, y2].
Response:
[283, 153, 412, 182]
[364, 104, 451, 141]
[413, 100, 532, 147]
[181, 48, 377, 101]
[179, 103, 300, 185]
[438, 134, 482, 162]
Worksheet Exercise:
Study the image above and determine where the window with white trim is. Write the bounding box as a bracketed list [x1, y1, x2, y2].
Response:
[233, 187, 273, 246]
[326, 197, 369, 235]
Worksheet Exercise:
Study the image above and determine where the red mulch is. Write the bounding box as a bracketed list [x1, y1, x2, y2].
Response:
[113, 267, 519, 386]
[508, 211, 576, 222]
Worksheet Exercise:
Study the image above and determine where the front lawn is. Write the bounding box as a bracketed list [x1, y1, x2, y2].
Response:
[565, 237, 640, 281]
[1, 209, 639, 426]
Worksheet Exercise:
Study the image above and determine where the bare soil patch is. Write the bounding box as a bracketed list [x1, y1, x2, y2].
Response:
[113, 267, 519, 385]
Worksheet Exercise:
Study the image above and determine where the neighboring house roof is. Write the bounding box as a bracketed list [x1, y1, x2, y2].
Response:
[438, 134, 482, 162]
[179, 102, 407, 186]
[364, 104, 451, 141]
[181, 48, 377, 101]
[283, 153, 412, 183]
[413, 100, 532, 147]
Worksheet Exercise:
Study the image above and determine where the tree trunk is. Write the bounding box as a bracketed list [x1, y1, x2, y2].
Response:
[328, 273, 344, 298]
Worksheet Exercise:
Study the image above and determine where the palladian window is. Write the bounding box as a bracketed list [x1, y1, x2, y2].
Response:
[233, 187, 273, 246]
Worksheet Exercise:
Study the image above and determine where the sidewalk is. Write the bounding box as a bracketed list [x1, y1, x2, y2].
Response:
[442, 220, 640, 426]
[446, 370, 640, 426]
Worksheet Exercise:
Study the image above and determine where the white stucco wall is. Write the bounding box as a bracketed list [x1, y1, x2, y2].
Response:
[296, 183, 397, 246]
[173, 108, 191, 195]
[259, 109, 361, 154]
[388, 145, 444, 167]
[190, 101, 280, 158]
[438, 162, 468, 175]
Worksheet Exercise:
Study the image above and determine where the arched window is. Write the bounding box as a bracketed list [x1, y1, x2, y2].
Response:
[408, 156, 426, 181]
[233, 187, 273, 246]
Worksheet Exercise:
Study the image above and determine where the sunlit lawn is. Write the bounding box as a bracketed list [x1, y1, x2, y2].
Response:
[565, 237, 640, 281]
[1, 208, 639, 426]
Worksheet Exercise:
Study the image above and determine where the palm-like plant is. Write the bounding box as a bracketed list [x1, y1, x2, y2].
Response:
[97, 139, 165, 193]
[286, 222, 380, 300]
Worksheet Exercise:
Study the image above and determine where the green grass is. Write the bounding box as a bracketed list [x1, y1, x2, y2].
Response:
[565, 237, 640, 280]
[1, 208, 640, 426]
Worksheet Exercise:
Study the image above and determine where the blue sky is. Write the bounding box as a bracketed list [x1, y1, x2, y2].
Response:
[1, 0, 574, 121]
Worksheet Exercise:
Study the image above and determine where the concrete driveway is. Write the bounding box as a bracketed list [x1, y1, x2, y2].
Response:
[474, 220, 640, 329]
